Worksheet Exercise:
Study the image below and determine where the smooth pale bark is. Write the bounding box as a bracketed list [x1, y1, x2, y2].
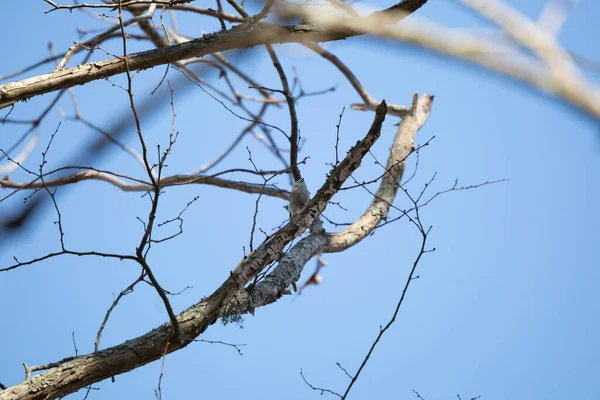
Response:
[0, 171, 291, 200]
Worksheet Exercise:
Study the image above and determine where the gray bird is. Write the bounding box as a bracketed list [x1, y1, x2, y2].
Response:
[289, 178, 310, 219]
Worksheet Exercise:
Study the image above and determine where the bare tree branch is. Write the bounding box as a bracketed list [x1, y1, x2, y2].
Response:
[54, 4, 157, 71]
[325, 93, 433, 252]
[0, 1, 429, 109]
[0, 170, 292, 200]
[221, 93, 433, 315]
[305, 43, 411, 118]
[295, 6, 600, 119]
[265, 44, 300, 180]
[0, 101, 388, 400]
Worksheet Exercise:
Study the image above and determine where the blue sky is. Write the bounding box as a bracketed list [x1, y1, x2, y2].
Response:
[1, 1, 599, 399]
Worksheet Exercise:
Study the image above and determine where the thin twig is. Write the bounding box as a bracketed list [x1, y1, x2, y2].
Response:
[300, 369, 343, 398]
[266, 44, 300, 180]
[95, 274, 145, 351]
[118, 0, 180, 341]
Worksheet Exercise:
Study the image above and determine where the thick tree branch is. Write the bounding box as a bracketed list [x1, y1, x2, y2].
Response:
[222, 93, 433, 315]
[0, 102, 388, 400]
[297, 7, 600, 119]
[0, 1, 429, 109]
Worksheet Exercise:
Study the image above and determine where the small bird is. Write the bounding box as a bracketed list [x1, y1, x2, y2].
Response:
[289, 178, 310, 219]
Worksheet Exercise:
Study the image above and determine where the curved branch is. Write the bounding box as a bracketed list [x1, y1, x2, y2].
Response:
[0, 170, 292, 200]
[223, 94, 433, 316]
[325, 93, 433, 252]
[297, 7, 600, 119]
[305, 42, 411, 118]
[0, 102, 388, 400]
[54, 5, 157, 71]
[265, 44, 300, 180]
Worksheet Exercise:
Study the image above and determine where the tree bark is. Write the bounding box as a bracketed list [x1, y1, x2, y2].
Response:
[0, 102, 391, 400]
[0, 0, 429, 109]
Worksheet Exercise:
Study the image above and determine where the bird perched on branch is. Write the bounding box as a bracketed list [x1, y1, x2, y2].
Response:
[289, 178, 310, 219]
